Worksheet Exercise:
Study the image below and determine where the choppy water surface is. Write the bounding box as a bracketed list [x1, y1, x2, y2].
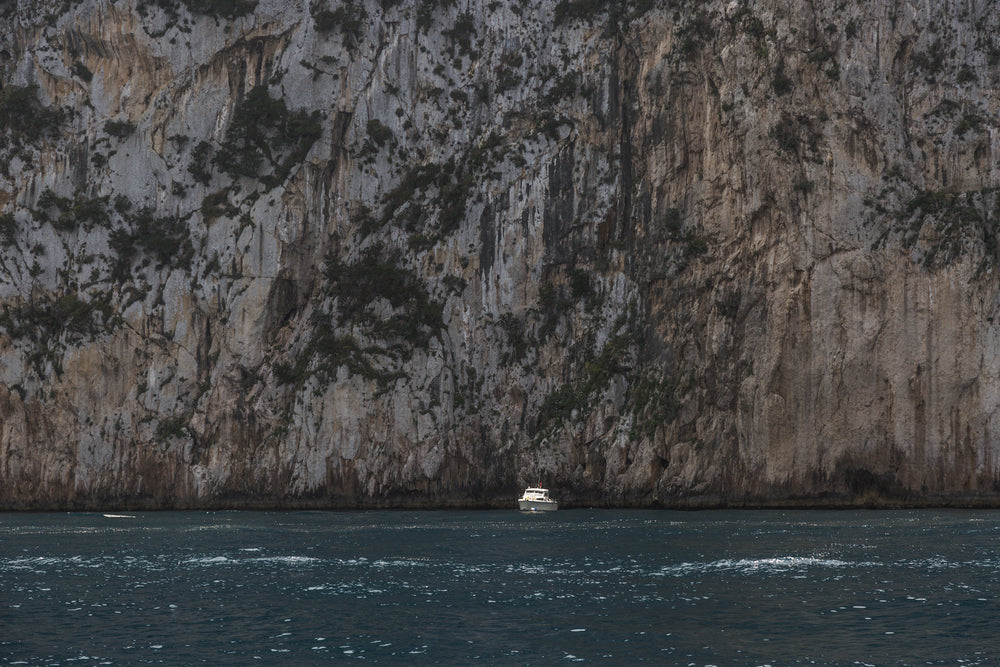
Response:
[3, 509, 1000, 664]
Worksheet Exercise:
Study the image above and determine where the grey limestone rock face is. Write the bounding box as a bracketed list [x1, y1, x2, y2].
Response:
[2, 0, 1000, 508]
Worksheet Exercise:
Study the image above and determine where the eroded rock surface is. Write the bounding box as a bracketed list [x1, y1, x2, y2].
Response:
[2, 0, 1000, 508]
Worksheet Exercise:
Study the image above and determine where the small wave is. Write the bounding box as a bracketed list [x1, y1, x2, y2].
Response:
[252, 556, 318, 565]
[655, 555, 869, 577]
[3, 555, 95, 571]
[182, 555, 318, 567]
[371, 558, 427, 569]
[907, 556, 961, 570]
[183, 556, 232, 565]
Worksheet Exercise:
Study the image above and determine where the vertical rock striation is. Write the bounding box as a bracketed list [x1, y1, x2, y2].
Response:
[2, 0, 1000, 508]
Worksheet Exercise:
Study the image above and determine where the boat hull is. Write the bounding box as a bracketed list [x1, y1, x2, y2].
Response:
[518, 499, 558, 512]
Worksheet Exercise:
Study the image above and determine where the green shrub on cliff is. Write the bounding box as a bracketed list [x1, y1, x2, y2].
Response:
[366, 119, 394, 147]
[545, 71, 580, 104]
[0, 213, 16, 247]
[201, 190, 238, 223]
[379, 156, 477, 235]
[187, 0, 257, 17]
[629, 374, 679, 440]
[110, 206, 194, 278]
[0, 290, 116, 375]
[213, 85, 322, 187]
[323, 243, 444, 343]
[442, 11, 476, 58]
[897, 189, 996, 268]
[771, 72, 793, 96]
[276, 244, 445, 389]
[311, 0, 367, 45]
[139, 0, 256, 19]
[71, 61, 93, 83]
[155, 417, 189, 441]
[553, 0, 609, 26]
[379, 163, 442, 224]
[274, 245, 444, 391]
[415, 0, 458, 32]
[537, 383, 585, 428]
[534, 327, 637, 439]
[678, 10, 714, 55]
[104, 119, 136, 139]
[34, 189, 110, 232]
[0, 85, 63, 148]
[188, 140, 213, 185]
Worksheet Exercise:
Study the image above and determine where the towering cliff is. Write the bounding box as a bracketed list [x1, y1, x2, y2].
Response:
[2, 0, 1000, 508]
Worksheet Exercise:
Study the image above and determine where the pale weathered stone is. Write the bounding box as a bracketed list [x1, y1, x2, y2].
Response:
[1, 0, 1000, 508]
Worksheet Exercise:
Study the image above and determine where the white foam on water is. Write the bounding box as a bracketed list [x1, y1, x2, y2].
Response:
[185, 555, 231, 565]
[251, 556, 318, 565]
[655, 556, 872, 577]
[372, 558, 428, 568]
[911, 556, 957, 570]
[5, 555, 92, 570]
[182, 555, 318, 567]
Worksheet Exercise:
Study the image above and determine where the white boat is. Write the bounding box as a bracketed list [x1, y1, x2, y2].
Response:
[517, 486, 558, 512]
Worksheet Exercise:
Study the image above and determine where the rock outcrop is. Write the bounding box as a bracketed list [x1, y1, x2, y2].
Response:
[2, 0, 1000, 508]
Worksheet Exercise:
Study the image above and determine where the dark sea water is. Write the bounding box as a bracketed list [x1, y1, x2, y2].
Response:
[2, 509, 1000, 665]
